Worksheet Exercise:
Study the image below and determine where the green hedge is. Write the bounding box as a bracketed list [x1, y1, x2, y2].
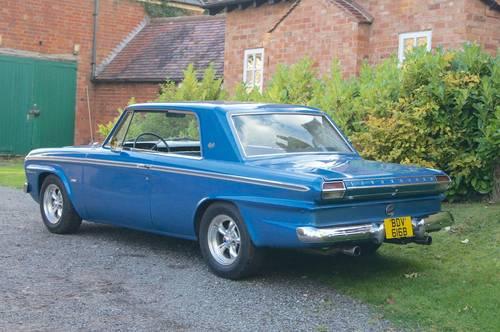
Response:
[101, 45, 499, 200]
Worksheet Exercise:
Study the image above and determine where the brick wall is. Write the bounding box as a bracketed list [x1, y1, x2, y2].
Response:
[0, 0, 147, 145]
[223, 0, 499, 92]
[223, 0, 370, 92]
[464, 0, 500, 54]
[267, 0, 368, 80]
[93, 82, 161, 139]
[357, 0, 469, 63]
[223, 1, 290, 92]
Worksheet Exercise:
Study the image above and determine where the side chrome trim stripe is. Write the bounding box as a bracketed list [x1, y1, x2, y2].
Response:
[25, 156, 310, 192]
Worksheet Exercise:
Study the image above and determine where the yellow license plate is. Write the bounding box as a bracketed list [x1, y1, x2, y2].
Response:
[384, 216, 413, 239]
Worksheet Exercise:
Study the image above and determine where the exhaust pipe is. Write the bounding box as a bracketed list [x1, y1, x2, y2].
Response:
[341, 246, 361, 256]
[414, 235, 432, 245]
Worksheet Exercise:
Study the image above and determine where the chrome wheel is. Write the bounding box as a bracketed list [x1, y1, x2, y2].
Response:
[43, 184, 64, 224]
[207, 214, 241, 265]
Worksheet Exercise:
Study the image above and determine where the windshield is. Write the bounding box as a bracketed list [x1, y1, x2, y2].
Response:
[232, 113, 353, 157]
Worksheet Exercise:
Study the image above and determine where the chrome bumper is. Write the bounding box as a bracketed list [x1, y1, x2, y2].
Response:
[296, 211, 454, 244]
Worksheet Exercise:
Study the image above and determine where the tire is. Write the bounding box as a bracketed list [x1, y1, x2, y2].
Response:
[199, 202, 263, 279]
[359, 242, 382, 255]
[39, 175, 82, 234]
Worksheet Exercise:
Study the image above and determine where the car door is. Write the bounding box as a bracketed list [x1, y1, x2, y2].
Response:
[82, 111, 153, 229]
[146, 110, 204, 237]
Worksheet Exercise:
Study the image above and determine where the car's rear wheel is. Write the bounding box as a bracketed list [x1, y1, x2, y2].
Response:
[40, 175, 81, 234]
[199, 203, 262, 279]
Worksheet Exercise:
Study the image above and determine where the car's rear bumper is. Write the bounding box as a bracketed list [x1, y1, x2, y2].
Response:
[296, 211, 454, 244]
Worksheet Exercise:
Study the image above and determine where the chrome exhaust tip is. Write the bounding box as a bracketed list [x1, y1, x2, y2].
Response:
[341, 246, 361, 256]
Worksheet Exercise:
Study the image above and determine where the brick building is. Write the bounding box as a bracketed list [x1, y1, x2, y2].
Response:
[0, 0, 216, 152]
[203, 0, 499, 93]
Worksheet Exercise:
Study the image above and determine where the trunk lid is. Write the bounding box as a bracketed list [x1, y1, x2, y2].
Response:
[249, 154, 449, 200]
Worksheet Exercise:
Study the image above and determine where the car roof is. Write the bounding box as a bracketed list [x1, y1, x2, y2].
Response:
[127, 102, 322, 115]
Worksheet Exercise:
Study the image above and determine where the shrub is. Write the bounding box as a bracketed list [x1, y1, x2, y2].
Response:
[157, 64, 225, 102]
[349, 45, 499, 200]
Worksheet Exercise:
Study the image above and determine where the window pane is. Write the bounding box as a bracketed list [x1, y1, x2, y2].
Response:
[246, 54, 254, 70]
[123, 111, 201, 155]
[254, 70, 262, 88]
[245, 70, 255, 85]
[233, 114, 352, 157]
[404, 38, 414, 52]
[255, 53, 263, 69]
[417, 36, 428, 47]
[108, 111, 132, 149]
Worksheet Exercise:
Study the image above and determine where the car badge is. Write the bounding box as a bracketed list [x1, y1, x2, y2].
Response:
[386, 204, 395, 217]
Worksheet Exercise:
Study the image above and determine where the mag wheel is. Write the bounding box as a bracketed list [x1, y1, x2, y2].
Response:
[40, 175, 81, 234]
[199, 203, 262, 279]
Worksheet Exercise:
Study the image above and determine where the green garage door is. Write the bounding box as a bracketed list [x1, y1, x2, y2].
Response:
[0, 55, 77, 155]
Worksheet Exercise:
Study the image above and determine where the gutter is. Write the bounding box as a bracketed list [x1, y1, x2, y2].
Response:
[91, 0, 99, 80]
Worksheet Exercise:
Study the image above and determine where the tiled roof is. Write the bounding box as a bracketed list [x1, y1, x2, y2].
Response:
[95, 15, 225, 83]
[202, 0, 372, 22]
[329, 0, 373, 23]
[172, 0, 203, 6]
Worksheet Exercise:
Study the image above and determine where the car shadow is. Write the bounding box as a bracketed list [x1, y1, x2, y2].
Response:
[76, 221, 421, 282]
[77, 221, 200, 255]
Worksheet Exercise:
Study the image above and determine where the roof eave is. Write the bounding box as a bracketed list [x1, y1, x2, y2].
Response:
[204, 0, 288, 15]
[93, 77, 181, 84]
[480, 0, 500, 11]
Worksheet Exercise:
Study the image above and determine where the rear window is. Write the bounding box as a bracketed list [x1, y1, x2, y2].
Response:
[232, 113, 352, 157]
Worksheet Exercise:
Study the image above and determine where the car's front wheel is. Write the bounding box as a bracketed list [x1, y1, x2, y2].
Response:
[40, 175, 82, 234]
[199, 203, 262, 279]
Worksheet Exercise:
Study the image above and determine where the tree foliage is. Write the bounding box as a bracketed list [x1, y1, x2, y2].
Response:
[143, 1, 189, 17]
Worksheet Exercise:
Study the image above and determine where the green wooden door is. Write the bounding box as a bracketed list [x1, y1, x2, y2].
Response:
[0, 55, 77, 155]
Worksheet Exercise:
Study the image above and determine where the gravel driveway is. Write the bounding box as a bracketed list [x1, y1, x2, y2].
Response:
[0, 186, 395, 332]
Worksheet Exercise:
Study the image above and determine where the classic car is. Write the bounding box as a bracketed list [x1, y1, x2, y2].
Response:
[24, 102, 454, 279]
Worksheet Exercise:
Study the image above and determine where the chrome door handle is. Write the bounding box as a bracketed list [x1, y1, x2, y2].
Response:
[137, 163, 151, 169]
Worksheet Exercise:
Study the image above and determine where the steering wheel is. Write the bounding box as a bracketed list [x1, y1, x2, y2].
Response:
[133, 132, 170, 152]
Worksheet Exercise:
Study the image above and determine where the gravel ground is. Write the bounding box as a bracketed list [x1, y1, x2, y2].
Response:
[0, 186, 395, 332]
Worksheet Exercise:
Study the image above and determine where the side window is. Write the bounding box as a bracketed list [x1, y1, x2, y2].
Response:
[398, 30, 432, 63]
[106, 111, 133, 150]
[122, 111, 201, 157]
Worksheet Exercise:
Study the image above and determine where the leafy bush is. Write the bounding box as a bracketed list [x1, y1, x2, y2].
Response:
[99, 45, 499, 200]
[157, 64, 225, 102]
[348, 46, 499, 200]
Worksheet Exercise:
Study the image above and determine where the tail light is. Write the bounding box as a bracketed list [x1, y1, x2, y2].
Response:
[436, 175, 451, 191]
[322, 181, 346, 200]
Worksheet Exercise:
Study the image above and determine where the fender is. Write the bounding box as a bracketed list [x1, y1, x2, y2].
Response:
[25, 163, 82, 216]
[193, 195, 313, 246]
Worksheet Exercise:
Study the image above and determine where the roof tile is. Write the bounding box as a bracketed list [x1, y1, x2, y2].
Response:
[96, 15, 225, 83]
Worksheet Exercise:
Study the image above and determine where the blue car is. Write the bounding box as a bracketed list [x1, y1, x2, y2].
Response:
[24, 102, 453, 279]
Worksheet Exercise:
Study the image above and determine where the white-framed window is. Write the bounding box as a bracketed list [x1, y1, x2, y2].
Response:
[398, 31, 432, 63]
[243, 48, 264, 92]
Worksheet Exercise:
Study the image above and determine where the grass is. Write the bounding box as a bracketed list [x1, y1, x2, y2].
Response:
[319, 203, 500, 331]
[0, 160, 498, 330]
[0, 158, 25, 189]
